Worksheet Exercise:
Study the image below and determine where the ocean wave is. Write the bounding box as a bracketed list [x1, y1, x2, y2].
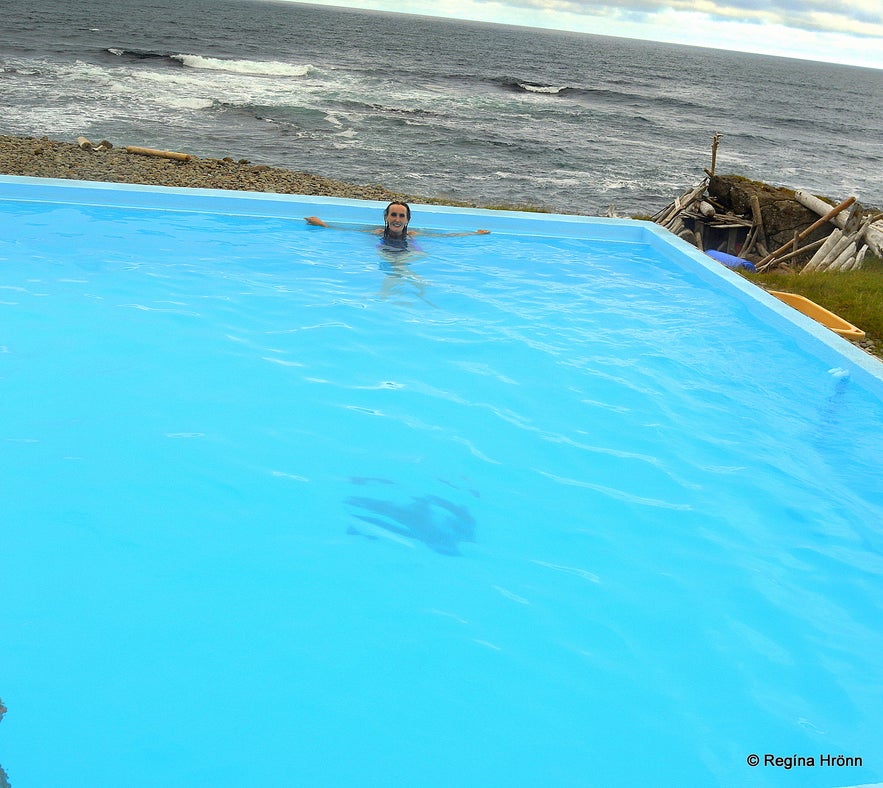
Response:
[1, 64, 43, 77]
[104, 48, 315, 78]
[517, 81, 568, 95]
[172, 54, 315, 78]
[491, 77, 566, 95]
[324, 98, 442, 119]
[105, 48, 178, 63]
[491, 76, 710, 115]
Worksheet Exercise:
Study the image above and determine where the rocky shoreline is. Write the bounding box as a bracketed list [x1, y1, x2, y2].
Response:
[0, 134, 427, 204]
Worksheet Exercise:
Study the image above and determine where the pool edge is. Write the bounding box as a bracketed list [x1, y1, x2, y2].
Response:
[2, 174, 881, 391]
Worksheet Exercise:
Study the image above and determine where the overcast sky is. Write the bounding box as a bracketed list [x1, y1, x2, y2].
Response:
[296, 0, 883, 69]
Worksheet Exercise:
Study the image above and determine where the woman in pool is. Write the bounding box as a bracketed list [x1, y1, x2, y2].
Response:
[304, 201, 489, 253]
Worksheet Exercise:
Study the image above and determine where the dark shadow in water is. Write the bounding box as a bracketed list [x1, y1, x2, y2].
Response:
[346, 494, 476, 556]
[349, 475, 396, 486]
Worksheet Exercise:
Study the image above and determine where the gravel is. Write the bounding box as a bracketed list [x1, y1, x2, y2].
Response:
[0, 134, 425, 203]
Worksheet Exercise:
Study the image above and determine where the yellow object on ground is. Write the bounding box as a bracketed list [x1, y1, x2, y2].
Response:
[770, 291, 866, 341]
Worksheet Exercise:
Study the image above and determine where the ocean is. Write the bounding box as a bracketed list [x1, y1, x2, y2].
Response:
[1, 0, 882, 215]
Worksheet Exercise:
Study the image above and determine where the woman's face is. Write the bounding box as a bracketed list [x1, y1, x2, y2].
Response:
[385, 203, 409, 236]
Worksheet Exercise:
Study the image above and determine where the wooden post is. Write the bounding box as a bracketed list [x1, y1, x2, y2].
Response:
[709, 133, 721, 177]
[742, 225, 757, 257]
[749, 195, 768, 256]
[726, 227, 737, 255]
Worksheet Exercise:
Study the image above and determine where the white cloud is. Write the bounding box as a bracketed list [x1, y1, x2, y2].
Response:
[473, 0, 883, 38]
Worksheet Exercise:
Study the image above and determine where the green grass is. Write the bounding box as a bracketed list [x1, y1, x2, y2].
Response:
[744, 254, 883, 358]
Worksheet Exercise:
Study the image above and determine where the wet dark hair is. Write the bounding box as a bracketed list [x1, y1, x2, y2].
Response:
[383, 201, 411, 241]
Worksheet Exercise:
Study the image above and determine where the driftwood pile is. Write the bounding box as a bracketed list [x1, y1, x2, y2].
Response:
[652, 178, 883, 274]
[794, 191, 883, 274]
[651, 178, 762, 258]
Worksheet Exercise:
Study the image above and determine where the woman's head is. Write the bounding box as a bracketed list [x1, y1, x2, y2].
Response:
[383, 202, 411, 238]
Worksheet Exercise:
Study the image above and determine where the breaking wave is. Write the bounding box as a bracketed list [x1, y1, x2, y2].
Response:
[105, 48, 314, 77]
[172, 54, 315, 77]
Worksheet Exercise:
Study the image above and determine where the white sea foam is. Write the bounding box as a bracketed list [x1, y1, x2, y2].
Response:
[164, 96, 214, 110]
[518, 82, 565, 94]
[172, 54, 314, 78]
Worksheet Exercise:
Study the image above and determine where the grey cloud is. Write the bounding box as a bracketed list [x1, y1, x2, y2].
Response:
[481, 0, 883, 38]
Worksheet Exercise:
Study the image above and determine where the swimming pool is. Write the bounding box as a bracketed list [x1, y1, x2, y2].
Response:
[2, 175, 882, 786]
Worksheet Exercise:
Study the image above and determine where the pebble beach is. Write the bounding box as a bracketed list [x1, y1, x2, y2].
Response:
[0, 134, 423, 205]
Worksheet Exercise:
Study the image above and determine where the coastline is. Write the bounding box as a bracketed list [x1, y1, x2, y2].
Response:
[0, 134, 426, 205]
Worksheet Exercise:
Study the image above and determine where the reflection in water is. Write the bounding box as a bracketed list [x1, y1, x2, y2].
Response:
[377, 248, 434, 306]
[346, 493, 476, 556]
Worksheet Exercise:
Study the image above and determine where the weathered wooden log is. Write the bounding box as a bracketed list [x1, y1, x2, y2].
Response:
[757, 196, 856, 270]
[708, 132, 722, 177]
[814, 232, 856, 272]
[810, 216, 874, 272]
[803, 229, 841, 273]
[767, 236, 826, 266]
[869, 222, 883, 258]
[827, 241, 857, 272]
[851, 245, 868, 271]
[749, 194, 768, 257]
[124, 146, 192, 162]
[795, 190, 849, 228]
[654, 182, 707, 227]
[741, 224, 758, 257]
[77, 136, 112, 152]
[839, 248, 861, 272]
[796, 189, 882, 257]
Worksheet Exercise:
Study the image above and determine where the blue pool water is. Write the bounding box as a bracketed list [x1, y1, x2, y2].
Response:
[1, 176, 882, 787]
